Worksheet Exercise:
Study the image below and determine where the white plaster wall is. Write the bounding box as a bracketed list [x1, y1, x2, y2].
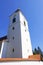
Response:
[19, 12, 33, 58]
[0, 62, 42, 65]
[6, 12, 22, 58]
[1, 40, 8, 58]
[1, 11, 33, 58]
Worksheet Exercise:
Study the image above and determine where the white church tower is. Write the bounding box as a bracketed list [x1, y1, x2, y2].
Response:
[1, 9, 33, 58]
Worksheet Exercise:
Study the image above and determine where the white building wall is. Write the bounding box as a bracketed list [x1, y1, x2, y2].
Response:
[0, 40, 8, 58]
[1, 10, 33, 58]
[6, 12, 22, 58]
[19, 12, 33, 58]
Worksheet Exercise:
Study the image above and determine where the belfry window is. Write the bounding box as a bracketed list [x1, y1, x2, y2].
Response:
[13, 18, 16, 23]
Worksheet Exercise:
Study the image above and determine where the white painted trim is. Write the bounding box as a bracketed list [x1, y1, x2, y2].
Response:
[0, 40, 4, 58]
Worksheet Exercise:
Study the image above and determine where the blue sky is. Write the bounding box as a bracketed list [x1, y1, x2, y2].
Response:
[0, 0, 43, 51]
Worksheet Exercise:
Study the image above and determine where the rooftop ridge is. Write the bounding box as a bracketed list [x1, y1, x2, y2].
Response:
[15, 8, 20, 13]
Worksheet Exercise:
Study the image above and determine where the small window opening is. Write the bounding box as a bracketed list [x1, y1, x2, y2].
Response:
[12, 48, 14, 52]
[12, 27, 15, 30]
[12, 37, 14, 40]
[24, 21, 26, 26]
[25, 30, 26, 32]
[13, 18, 16, 23]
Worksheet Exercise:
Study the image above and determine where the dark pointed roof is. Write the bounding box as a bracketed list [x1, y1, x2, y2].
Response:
[0, 36, 7, 41]
[15, 8, 20, 13]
